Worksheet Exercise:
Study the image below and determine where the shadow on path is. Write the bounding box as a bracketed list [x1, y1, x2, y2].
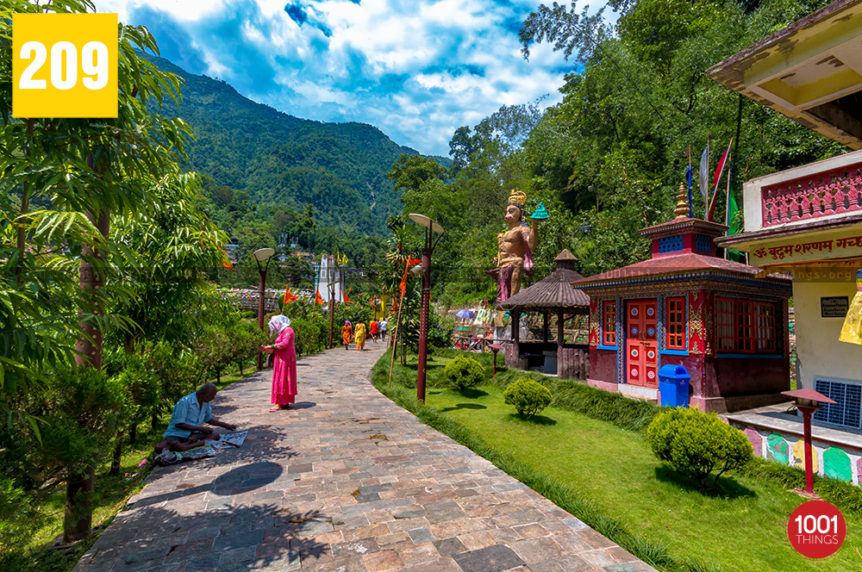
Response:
[129, 461, 284, 509]
[81, 503, 328, 570]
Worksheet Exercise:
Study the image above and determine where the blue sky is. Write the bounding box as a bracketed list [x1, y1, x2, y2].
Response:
[92, 0, 581, 155]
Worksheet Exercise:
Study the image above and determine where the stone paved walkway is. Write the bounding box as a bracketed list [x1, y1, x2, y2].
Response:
[75, 343, 653, 571]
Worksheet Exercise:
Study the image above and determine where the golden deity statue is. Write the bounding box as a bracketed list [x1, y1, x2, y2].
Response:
[488, 190, 542, 302]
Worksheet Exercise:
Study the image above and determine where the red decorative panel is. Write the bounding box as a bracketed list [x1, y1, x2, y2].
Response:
[688, 292, 705, 355]
[761, 162, 862, 227]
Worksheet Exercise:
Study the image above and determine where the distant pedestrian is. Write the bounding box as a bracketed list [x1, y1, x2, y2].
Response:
[341, 320, 353, 350]
[380, 319, 388, 342]
[261, 315, 297, 412]
[355, 321, 367, 351]
[370, 320, 379, 342]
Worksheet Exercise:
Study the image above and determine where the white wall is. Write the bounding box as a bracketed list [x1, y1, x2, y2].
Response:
[794, 279, 862, 388]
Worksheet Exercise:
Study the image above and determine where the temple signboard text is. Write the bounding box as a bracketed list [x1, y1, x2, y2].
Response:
[750, 232, 862, 266]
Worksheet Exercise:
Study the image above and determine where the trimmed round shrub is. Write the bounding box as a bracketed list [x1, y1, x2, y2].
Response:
[443, 355, 486, 390]
[646, 407, 753, 489]
[504, 377, 553, 418]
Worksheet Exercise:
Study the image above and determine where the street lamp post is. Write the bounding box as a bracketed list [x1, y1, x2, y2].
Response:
[407, 213, 444, 403]
[488, 344, 501, 379]
[781, 388, 837, 496]
[253, 247, 276, 371]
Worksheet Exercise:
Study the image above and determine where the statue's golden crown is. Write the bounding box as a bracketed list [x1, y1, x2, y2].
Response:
[507, 190, 527, 207]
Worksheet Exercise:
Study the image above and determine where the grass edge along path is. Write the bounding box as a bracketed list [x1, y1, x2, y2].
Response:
[372, 357, 686, 571]
[372, 351, 862, 572]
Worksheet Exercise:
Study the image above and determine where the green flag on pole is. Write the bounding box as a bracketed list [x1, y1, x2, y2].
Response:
[726, 189, 745, 262]
[728, 189, 739, 235]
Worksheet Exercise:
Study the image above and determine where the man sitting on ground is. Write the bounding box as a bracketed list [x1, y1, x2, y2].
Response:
[155, 383, 237, 453]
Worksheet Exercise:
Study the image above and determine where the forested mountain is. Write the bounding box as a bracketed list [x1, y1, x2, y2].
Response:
[145, 54, 441, 240]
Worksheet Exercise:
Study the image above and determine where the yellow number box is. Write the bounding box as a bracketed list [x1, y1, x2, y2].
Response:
[13, 13, 118, 118]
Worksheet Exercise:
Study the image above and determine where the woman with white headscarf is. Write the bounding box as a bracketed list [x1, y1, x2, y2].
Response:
[261, 315, 297, 411]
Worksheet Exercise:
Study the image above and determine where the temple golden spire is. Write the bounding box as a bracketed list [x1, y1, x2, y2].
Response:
[674, 182, 689, 219]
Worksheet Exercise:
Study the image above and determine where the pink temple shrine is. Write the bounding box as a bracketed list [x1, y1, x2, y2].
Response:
[574, 195, 793, 412]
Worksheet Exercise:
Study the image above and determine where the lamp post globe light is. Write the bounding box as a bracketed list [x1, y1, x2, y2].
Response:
[253, 247, 276, 371]
[407, 213, 444, 403]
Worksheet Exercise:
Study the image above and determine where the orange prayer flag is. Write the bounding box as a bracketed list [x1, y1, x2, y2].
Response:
[283, 285, 298, 304]
[221, 249, 234, 272]
[344, 287, 353, 304]
[399, 259, 410, 298]
[314, 289, 324, 305]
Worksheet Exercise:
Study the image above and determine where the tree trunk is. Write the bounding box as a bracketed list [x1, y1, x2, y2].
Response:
[129, 423, 137, 444]
[109, 431, 123, 476]
[64, 469, 94, 542]
[75, 211, 109, 370]
[328, 285, 335, 349]
[15, 120, 34, 282]
[152, 411, 159, 433]
[67, 209, 109, 541]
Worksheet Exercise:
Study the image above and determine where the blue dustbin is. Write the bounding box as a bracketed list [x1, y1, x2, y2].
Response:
[658, 364, 690, 408]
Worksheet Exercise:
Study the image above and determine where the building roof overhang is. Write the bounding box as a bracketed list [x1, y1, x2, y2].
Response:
[573, 253, 792, 291]
[708, 0, 862, 149]
[716, 212, 862, 249]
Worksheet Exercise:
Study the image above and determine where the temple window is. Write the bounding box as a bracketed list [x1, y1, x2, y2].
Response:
[716, 297, 780, 354]
[659, 235, 684, 253]
[756, 303, 778, 353]
[666, 297, 685, 349]
[603, 301, 617, 346]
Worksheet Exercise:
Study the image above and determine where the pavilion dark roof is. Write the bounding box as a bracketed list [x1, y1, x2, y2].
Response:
[500, 250, 590, 311]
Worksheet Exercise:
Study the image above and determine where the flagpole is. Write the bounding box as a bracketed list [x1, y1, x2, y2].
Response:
[707, 137, 733, 221]
[389, 258, 410, 386]
[698, 136, 710, 220]
[687, 146, 692, 217]
[724, 155, 732, 260]
[388, 293, 406, 387]
[706, 134, 710, 219]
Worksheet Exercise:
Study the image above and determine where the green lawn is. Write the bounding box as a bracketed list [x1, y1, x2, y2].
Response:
[377, 352, 862, 571]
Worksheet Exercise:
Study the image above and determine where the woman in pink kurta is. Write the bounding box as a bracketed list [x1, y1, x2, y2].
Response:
[262, 315, 297, 412]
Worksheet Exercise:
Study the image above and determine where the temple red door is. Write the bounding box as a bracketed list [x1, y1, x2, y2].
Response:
[626, 300, 658, 387]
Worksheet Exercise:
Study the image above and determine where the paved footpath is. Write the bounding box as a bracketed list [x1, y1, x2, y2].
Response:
[75, 343, 653, 572]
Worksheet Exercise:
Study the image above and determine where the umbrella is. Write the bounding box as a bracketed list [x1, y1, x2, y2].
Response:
[456, 309, 476, 320]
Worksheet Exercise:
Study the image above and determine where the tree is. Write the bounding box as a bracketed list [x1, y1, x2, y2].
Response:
[110, 171, 228, 350]
[0, 0, 196, 541]
[386, 153, 446, 194]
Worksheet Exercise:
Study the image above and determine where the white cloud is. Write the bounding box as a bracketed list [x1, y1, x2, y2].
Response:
[92, 0, 583, 155]
[94, 0, 230, 22]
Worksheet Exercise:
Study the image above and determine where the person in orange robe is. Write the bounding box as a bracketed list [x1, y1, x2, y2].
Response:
[341, 320, 353, 350]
